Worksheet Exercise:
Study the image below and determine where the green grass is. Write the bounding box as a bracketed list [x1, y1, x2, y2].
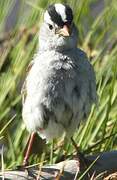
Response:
[0, 0, 117, 171]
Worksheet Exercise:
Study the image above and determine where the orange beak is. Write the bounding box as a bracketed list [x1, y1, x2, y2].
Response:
[58, 24, 71, 37]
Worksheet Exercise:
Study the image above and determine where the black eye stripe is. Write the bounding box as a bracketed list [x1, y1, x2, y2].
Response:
[48, 5, 64, 27]
[65, 5, 73, 24]
[47, 4, 73, 27]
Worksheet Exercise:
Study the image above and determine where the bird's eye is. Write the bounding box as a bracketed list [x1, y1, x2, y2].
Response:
[48, 24, 53, 30]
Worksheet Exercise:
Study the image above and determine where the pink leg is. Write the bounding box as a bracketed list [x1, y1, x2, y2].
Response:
[23, 132, 36, 166]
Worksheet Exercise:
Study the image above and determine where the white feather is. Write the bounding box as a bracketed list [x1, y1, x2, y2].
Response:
[55, 4, 67, 22]
[44, 11, 53, 25]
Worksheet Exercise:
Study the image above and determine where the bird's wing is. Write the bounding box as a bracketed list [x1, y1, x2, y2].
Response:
[21, 60, 34, 104]
[75, 48, 98, 104]
[61, 49, 98, 128]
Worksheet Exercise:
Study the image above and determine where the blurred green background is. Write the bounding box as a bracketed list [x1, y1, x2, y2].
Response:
[0, 0, 117, 169]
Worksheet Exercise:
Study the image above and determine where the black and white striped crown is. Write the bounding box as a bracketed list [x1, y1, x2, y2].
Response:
[44, 3, 73, 27]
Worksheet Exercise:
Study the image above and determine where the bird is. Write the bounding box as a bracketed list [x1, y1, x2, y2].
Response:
[21, 3, 97, 166]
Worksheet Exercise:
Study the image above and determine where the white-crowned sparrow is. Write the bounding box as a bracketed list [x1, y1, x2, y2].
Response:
[22, 3, 97, 165]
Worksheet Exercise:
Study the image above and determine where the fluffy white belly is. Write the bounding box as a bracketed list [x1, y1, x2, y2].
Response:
[22, 50, 96, 140]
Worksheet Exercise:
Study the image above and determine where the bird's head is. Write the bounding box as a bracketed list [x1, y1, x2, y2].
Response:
[39, 3, 78, 52]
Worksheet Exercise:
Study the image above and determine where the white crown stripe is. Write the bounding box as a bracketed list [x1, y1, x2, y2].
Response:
[55, 4, 67, 22]
[44, 11, 53, 25]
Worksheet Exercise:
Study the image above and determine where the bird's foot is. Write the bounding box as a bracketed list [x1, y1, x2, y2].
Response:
[14, 164, 27, 171]
[14, 164, 37, 179]
[13, 156, 29, 173]
[71, 137, 91, 178]
[74, 151, 88, 169]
